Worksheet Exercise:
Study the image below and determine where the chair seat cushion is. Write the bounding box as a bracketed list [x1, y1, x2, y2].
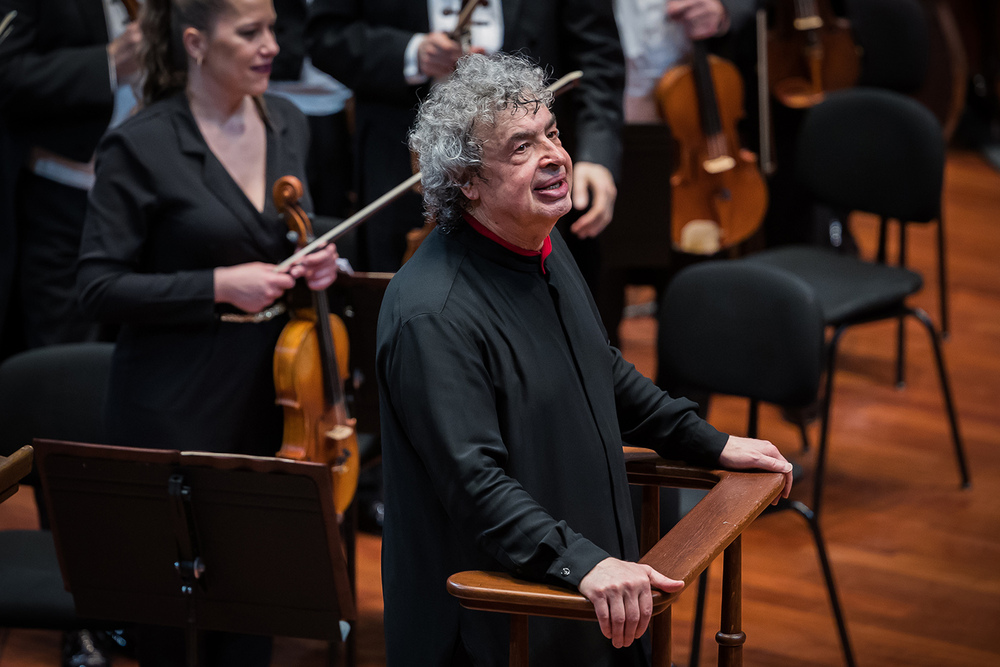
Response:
[746, 246, 923, 325]
[0, 529, 79, 629]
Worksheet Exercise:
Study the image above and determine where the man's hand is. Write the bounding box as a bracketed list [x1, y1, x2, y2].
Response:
[578, 557, 684, 648]
[718, 435, 794, 503]
[666, 0, 730, 40]
[417, 32, 466, 79]
[108, 21, 143, 84]
[569, 162, 617, 238]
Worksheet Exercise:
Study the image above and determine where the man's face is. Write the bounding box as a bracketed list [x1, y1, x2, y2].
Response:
[462, 104, 573, 247]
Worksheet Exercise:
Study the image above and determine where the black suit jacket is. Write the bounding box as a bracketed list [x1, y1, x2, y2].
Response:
[0, 0, 116, 350]
[307, 0, 625, 176]
[0, 0, 115, 161]
[77, 93, 314, 456]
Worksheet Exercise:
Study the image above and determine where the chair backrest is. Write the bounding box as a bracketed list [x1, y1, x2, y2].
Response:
[795, 87, 945, 223]
[0, 343, 114, 487]
[846, 0, 930, 93]
[658, 261, 824, 408]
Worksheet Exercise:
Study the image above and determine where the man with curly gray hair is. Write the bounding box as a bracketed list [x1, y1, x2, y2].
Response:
[376, 52, 793, 666]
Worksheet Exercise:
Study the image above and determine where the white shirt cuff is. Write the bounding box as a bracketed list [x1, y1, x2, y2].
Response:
[404, 33, 429, 85]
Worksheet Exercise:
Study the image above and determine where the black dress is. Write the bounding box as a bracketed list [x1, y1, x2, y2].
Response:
[78, 92, 313, 456]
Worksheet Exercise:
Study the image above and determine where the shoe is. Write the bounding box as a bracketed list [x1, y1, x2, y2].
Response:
[61, 629, 110, 667]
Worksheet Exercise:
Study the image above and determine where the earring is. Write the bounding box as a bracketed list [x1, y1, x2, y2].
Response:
[196, 55, 203, 67]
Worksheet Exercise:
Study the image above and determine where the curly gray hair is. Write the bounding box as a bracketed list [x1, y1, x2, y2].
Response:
[408, 52, 554, 233]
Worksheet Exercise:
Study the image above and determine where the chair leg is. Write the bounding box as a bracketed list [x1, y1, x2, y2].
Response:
[689, 568, 710, 667]
[896, 222, 909, 388]
[937, 216, 949, 339]
[814, 326, 846, 518]
[785, 500, 857, 667]
[907, 308, 971, 488]
[876, 216, 889, 264]
[798, 418, 811, 453]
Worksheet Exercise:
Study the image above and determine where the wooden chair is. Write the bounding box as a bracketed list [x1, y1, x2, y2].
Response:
[447, 449, 785, 667]
[0, 445, 33, 505]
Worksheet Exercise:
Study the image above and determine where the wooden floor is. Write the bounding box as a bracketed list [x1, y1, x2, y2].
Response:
[2, 149, 1000, 666]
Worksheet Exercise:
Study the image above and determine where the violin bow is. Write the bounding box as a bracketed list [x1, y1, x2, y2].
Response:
[275, 69, 584, 272]
[0, 11, 16, 45]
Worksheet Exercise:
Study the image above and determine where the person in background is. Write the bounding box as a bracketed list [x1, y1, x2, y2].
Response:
[598, 0, 755, 347]
[305, 0, 624, 282]
[268, 0, 353, 220]
[0, 0, 144, 663]
[77, 0, 339, 663]
[0, 0, 142, 360]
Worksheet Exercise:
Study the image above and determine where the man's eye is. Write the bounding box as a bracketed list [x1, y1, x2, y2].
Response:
[514, 143, 528, 153]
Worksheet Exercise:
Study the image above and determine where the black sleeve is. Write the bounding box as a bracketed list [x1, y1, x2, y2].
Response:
[558, 0, 626, 178]
[381, 310, 611, 588]
[611, 346, 729, 467]
[306, 0, 420, 105]
[77, 130, 217, 326]
[0, 0, 113, 121]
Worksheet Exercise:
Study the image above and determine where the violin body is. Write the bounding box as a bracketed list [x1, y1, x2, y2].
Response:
[272, 176, 359, 516]
[768, 0, 861, 108]
[657, 46, 767, 254]
[274, 310, 359, 515]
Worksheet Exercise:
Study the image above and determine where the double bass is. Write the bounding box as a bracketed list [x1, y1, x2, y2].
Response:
[272, 176, 359, 516]
[657, 40, 767, 255]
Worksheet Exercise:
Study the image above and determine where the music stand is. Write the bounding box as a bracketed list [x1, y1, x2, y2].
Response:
[33, 439, 356, 667]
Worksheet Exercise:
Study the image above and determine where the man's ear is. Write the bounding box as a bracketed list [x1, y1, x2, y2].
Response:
[460, 178, 480, 203]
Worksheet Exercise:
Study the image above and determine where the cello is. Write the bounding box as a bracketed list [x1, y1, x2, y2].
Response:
[656, 40, 768, 255]
[767, 0, 861, 109]
[272, 176, 359, 516]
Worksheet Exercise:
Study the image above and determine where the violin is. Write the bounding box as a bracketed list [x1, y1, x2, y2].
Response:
[767, 0, 860, 109]
[656, 40, 767, 255]
[272, 176, 359, 516]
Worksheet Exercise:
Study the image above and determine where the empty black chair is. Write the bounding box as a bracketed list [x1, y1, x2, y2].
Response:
[0, 343, 114, 634]
[746, 87, 968, 516]
[658, 260, 856, 667]
[794, 86, 951, 340]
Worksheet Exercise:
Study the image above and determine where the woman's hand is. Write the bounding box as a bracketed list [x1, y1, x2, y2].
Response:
[214, 262, 296, 313]
[288, 242, 339, 291]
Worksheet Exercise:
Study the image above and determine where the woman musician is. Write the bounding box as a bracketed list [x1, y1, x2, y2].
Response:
[77, 0, 338, 660]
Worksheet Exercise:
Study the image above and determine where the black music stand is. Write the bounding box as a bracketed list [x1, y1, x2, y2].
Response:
[33, 439, 355, 667]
